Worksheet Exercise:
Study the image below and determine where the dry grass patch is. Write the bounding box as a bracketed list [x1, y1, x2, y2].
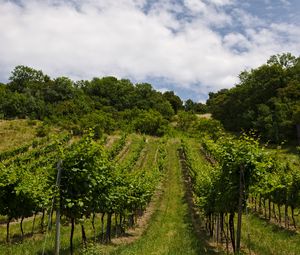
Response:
[0, 119, 41, 152]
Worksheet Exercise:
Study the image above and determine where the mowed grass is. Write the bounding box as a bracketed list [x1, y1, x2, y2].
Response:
[241, 213, 300, 255]
[0, 214, 97, 255]
[111, 138, 216, 255]
[132, 136, 159, 171]
[114, 133, 143, 165]
[0, 119, 41, 151]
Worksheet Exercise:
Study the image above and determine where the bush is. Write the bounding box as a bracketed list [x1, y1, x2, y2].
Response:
[36, 124, 50, 137]
[194, 118, 224, 139]
[177, 111, 197, 131]
[93, 125, 103, 140]
[79, 111, 117, 134]
[70, 124, 82, 136]
[26, 119, 37, 126]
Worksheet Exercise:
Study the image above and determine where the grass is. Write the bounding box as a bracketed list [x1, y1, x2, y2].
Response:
[0, 119, 41, 152]
[247, 198, 300, 230]
[114, 134, 143, 165]
[110, 138, 219, 255]
[241, 214, 300, 255]
[132, 136, 159, 171]
[0, 208, 141, 254]
[104, 134, 121, 149]
[265, 143, 300, 170]
[0, 213, 93, 255]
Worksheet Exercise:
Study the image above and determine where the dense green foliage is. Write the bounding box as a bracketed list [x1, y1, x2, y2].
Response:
[0, 66, 186, 136]
[0, 133, 71, 242]
[207, 53, 300, 143]
[184, 99, 208, 113]
[180, 116, 300, 253]
[0, 131, 164, 254]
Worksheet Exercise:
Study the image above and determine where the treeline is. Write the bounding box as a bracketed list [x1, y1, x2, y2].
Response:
[0, 66, 206, 136]
[207, 53, 300, 143]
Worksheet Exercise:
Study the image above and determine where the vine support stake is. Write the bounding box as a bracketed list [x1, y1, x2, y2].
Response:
[236, 164, 244, 254]
[55, 159, 62, 255]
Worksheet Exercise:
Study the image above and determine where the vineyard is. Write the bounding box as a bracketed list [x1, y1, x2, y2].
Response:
[180, 133, 300, 255]
[0, 127, 165, 253]
[1, 120, 300, 255]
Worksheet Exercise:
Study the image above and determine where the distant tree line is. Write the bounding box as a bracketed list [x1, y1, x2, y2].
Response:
[0, 66, 205, 135]
[207, 53, 300, 144]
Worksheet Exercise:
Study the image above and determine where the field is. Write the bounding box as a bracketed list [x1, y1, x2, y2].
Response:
[1, 120, 300, 255]
[0, 119, 41, 151]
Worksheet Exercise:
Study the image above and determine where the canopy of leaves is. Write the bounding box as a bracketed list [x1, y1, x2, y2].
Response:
[0, 65, 180, 135]
[207, 53, 300, 143]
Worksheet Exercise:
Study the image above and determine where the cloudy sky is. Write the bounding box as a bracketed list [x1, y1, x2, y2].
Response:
[0, 0, 299, 101]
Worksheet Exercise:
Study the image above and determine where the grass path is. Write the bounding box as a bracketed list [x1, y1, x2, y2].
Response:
[111, 138, 217, 255]
[241, 214, 300, 255]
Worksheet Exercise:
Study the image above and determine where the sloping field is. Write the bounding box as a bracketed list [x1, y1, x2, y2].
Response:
[0, 120, 40, 151]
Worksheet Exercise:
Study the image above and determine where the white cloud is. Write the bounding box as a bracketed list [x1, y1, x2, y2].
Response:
[223, 33, 252, 51]
[232, 9, 266, 28]
[183, 0, 232, 27]
[0, 0, 299, 100]
[279, 0, 290, 6]
[208, 0, 235, 6]
[184, 0, 207, 12]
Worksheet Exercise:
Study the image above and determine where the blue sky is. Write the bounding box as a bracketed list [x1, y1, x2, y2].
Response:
[0, 0, 299, 102]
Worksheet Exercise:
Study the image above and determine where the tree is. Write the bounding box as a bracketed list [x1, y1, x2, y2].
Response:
[177, 110, 197, 131]
[267, 53, 298, 68]
[8, 65, 48, 92]
[43, 77, 75, 103]
[206, 53, 300, 143]
[133, 110, 166, 136]
[184, 99, 196, 112]
[163, 91, 183, 113]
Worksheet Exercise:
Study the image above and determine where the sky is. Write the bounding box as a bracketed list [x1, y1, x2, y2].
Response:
[0, 0, 299, 102]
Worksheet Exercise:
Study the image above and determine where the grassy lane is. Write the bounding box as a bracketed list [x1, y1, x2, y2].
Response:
[241, 214, 300, 255]
[111, 138, 215, 255]
[114, 134, 142, 165]
[133, 137, 159, 171]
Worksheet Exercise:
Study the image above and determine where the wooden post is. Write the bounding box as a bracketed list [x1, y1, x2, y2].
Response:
[6, 219, 10, 243]
[236, 165, 244, 254]
[296, 124, 300, 145]
[229, 212, 235, 253]
[70, 218, 75, 255]
[55, 159, 62, 255]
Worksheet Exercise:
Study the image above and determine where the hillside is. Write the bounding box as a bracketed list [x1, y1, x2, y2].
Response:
[1, 55, 300, 255]
[1, 118, 300, 255]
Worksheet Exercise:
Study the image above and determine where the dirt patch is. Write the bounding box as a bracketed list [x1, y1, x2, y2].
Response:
[105, 135, 120, 149]
[134, 147, 148, 170]
[197, 113, 212, 119]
